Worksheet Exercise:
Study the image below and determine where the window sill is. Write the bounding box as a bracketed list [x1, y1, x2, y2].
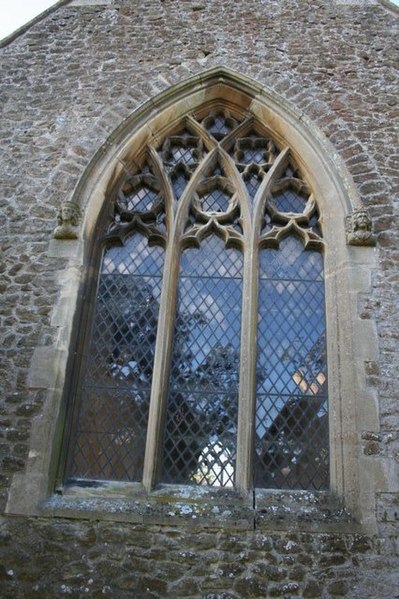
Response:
[37, 482, 359, 533]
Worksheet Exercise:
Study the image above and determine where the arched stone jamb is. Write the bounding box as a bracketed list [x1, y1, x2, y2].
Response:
[6, 67, 379, 533]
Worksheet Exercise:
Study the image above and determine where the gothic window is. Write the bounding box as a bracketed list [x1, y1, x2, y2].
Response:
[63, 106, 328, 492]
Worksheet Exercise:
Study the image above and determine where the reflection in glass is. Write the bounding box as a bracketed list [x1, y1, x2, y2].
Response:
[244, 172, 262, 202]
[201, 189, 231, 213]
[255, 236, 328, 490]
[125, 186, 158, 213]
[205, 115, 234, 140]
[69, 235, 164, 482]
[271, 188, 308, 214]
[65, 107, 330, 493]
[162, 236, 243, 487]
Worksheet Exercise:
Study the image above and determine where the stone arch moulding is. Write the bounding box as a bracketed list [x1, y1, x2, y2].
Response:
[7, 67, 379, 533]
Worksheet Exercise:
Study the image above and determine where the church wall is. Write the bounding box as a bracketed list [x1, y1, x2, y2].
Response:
[1, 1, 398, 597]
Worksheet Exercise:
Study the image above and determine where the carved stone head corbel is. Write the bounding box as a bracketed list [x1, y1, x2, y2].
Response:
[53, 201, 81, 239]
[346, 208, 376, 246]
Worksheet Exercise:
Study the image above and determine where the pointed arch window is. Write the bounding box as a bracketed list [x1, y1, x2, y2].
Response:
[63, 105, 328, 493]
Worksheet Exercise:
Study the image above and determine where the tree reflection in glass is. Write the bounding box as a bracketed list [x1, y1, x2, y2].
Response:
[69, 235, 164, 482]
[162, 236, 243, 487]
[255, 236, 329, 490]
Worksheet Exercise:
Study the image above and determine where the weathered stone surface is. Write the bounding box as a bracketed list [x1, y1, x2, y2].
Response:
[328, 580, 349, 596]
[303, 579, 323, 598]
[0, 0, 398, 597]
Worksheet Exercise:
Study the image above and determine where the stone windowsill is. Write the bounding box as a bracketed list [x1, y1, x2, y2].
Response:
[40, 481, 359, 532]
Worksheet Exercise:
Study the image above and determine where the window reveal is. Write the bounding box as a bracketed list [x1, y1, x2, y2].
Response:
[65, 106, 328, 491]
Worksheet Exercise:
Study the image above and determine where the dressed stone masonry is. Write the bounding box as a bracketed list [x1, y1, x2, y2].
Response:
[61, 104, 329, 493]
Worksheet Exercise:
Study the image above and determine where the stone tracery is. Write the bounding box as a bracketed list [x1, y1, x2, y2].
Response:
[64, 104, 329, 492]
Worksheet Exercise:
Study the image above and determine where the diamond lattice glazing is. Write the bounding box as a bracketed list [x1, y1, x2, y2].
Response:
[162, 236, 243, 486]
[162, 133, 202, 166]
[125, 186, 158, 213]
[271, 188, 308, 214]
[205, 115, 235, 140]
[244, 171, 263, 202]
[160, 132, 203, 200]
[233, 134, 277, 167]
[201, 189, 231, 213]
[171, 169, 190, 200]
[66, 107, 328, 493]
[69, 235, 164, 482]
[255, 236, 328, 490]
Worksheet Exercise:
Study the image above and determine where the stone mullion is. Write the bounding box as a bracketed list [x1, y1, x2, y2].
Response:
[200, 144, 253, 493]
[147, 145, 174, 229]
[235, 236, 259, 493]
[185, 115, 218, 153]
[142, 146, 218, 491]
[141, 147, 178, 491]
[236, 148, 290, 493]
[142, 237, 180, 491]
[219, 117, 254, 151]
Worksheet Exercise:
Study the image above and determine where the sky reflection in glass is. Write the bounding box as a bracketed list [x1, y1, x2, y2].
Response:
[255, 236, 328, 489]
[70, 234, 164, 482]
[163, 236, 243, 487]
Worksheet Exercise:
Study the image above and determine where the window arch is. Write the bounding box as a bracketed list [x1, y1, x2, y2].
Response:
[62, 104, 329, 493]
[6, 69, 379, 532]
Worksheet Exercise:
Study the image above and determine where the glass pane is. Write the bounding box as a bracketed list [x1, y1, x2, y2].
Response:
[204, 115, 235, 140]
[271, 188, 308, 214]
[171, 169, 190, 200]
[233, 133, 277, 167]
[201, 189, 231, 213]
[255, 236, 329, 490]
[162, 236, 243, 487]
[259, 236, 324, 281]
[161, 131, 202, 167]
[244, 171, 263, 203]
[170, 145, 196, 165]
[239, 145, 267, 164]
[68, 235, 164, 482]
[125, 185, 158, 213]
[160, 131, 204, 201]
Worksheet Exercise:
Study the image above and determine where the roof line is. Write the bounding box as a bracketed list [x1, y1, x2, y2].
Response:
[1, 0, 396, 50]
[378, 0, 399, 14]
[0, 0, 72, 49]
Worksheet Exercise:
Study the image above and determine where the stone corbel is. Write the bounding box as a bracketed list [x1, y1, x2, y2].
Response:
[346, 208, 376, 246]
[53, 201, 81, 239]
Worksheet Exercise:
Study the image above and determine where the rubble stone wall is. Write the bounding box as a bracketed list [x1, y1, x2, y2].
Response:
[1, 1, 398, 597]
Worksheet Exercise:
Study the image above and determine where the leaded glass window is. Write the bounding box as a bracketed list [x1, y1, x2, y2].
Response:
[64, 105, 328, 492]
[255, 237, 328, 490]
[162, 237, 243, 487]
